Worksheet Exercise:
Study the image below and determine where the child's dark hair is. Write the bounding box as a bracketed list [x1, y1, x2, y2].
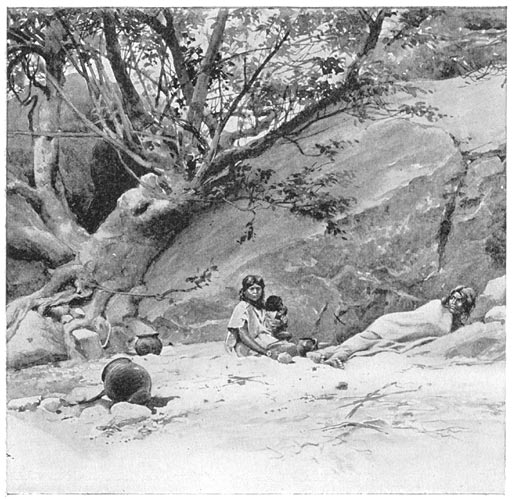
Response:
[265, 295, 284, 311]
[239, 274, 265, 309]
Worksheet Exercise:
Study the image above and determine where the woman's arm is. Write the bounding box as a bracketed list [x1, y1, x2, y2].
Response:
[228, 327, 268, 356]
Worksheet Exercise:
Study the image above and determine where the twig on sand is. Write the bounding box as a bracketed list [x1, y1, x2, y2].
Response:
[265, 446, 285, 459]
[320, 382, 422, 439]
[322, 419, 389, 433]
[393, 423, 467, 440]
[336, 382, 422, 419]
[293, 440, 320, 454]
[226, 374, 269, 385]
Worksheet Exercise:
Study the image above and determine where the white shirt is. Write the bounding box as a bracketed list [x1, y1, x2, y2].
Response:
[226, 301, 277, 352]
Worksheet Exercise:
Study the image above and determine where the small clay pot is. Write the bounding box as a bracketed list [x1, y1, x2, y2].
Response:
[134, 333, 163, 356]
[297, 337, 319, 357]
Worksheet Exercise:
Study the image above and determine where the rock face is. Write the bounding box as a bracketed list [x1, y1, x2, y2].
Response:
[6, 73, 506, 354]
[485, 306, 506, 324]
[7, 311, 67, 369]
[472, 275, 506, 321]
[140, 76, 506, 346]
[413, 321, 505, 362]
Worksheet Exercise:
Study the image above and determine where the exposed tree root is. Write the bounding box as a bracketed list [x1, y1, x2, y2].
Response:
[7, 263, 84, 341]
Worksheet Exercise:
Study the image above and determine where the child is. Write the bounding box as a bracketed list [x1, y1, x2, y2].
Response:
[264, 295, 293, 341]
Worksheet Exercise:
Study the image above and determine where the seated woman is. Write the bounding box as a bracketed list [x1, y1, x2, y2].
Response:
[310, 285, 477, 368]
[225, 275, 298, 359]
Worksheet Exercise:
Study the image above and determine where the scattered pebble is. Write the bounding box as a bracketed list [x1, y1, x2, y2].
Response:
[61, 314, 74, 324]
[277, 352, 294, 364]
[109, 402, 152, 426]
[39, 397, 62, 413]
[335, 382, 348, 390]
[64, 386, 103, 405]
[8, 396, 42, 412]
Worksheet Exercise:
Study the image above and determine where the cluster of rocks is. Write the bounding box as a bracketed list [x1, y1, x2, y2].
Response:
[7, 356, 178, 443]
[7, 390, 158, 443]
[7, 305, 160, 370]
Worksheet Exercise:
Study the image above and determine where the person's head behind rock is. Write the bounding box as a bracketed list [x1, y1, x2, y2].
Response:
[442, 285, 477, 330]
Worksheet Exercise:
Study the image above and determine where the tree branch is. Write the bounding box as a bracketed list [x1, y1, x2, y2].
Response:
[195, 29, 291, 184]
[102, 9, 151, 128]
[7, 179, 42, 209]
[44, 71, 159, 172]
[345, 8, 389, 88]
[130, 8, 195, 104]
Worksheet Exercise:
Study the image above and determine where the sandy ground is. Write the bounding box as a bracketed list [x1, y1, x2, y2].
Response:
[6, 341, 506, 494]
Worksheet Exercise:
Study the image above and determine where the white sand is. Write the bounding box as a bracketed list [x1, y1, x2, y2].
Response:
[7, 342, 506, 494]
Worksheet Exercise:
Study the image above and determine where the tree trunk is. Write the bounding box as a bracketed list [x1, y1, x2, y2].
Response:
[184, 9, 229, 147]
[7, 192, 75, 266]
[7, 175, 196, 354]
[102, 9, 152, 129]
[34, 85, 91, 252]
[345, 9, 388, 88]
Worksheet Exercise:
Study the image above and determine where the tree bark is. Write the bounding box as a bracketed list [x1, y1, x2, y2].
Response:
[102, 9, 152, 129]
[7, 193, 75, 265]
[7, 175, 197, 350]
[33, 36, 90, 252]
[6, 262, 84, 341]
[184, 9, 229, 147]
[197, 30, 290, 181]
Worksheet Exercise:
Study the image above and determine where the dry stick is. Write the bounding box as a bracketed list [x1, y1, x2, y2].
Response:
[345, 382, 397, 419]
[93, 281, 199, 300]
[325, 421, 388, 434]
[8, 130, 102, 138]
[44, 72, 155, 171]
[321, 383, 422, 432]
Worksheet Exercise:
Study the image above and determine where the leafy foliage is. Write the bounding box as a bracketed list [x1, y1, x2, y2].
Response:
[398, 102, 447, 122]
[185, 265, 219, 288]
[204, 158, 354, 241]
[6, 6, 507, 243]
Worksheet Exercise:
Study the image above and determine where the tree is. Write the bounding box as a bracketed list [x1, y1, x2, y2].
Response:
[6, 7, 505, 354]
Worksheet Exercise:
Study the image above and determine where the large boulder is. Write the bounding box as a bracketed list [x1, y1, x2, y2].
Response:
[7, 311, 67, 369]
[472, 275, 506, 321]
[140, 76, 505, 345]
[390, 74, 506, 154]
[412, 321, 505, 361]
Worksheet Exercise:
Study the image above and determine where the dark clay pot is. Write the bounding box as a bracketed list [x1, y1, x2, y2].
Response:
[101, 357, 152, 403]
[297, 337, 319, 357]
[134, 333, 163, 356]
